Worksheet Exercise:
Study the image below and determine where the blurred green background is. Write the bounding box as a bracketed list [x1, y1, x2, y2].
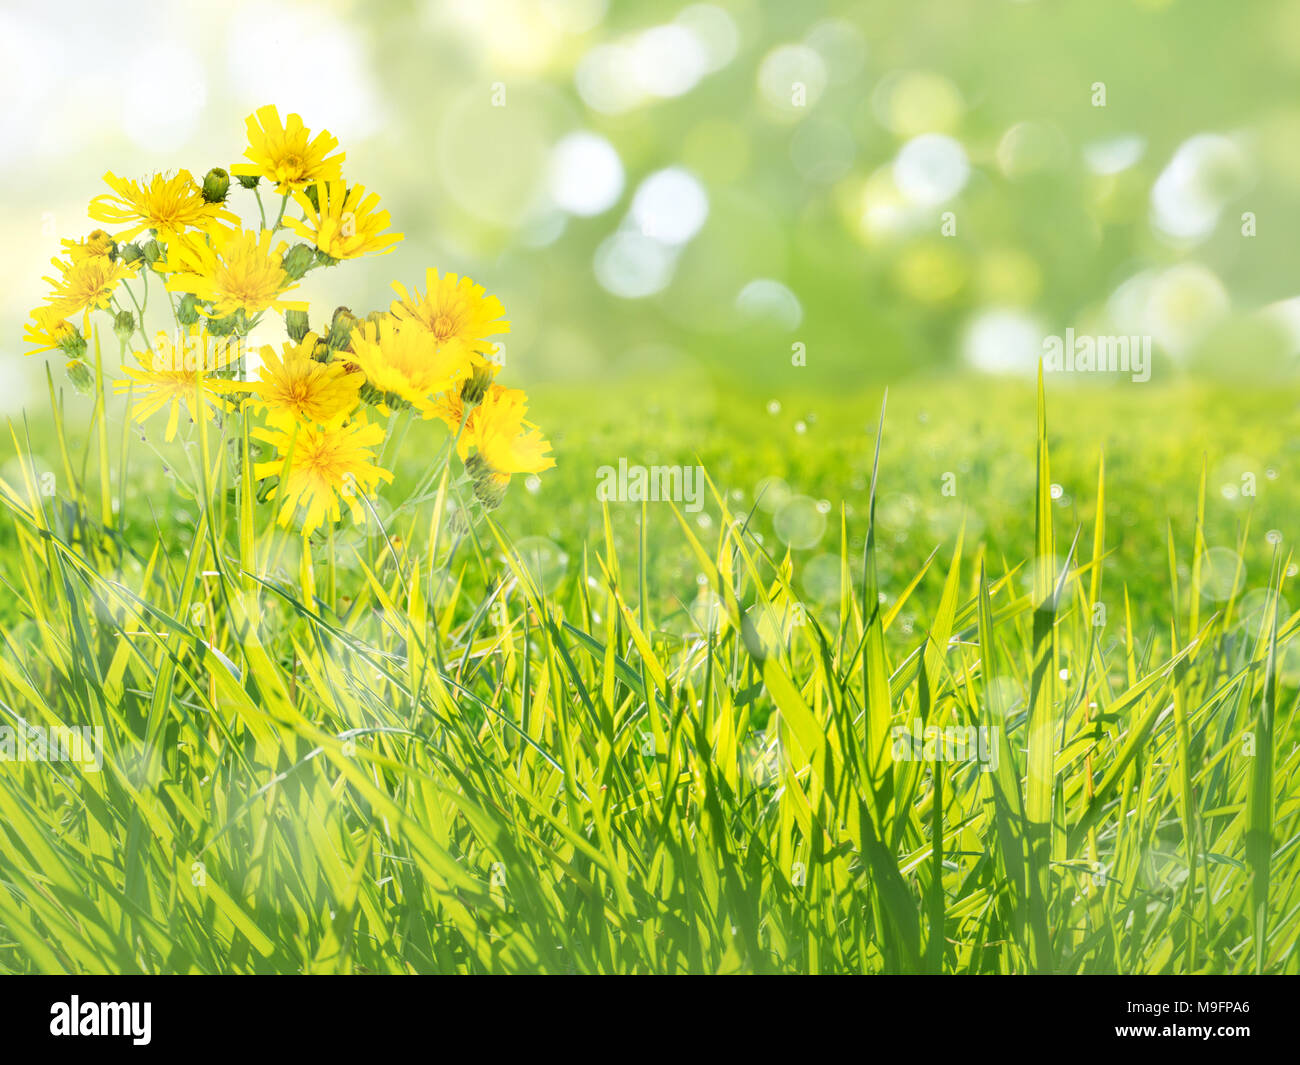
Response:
[1, 0, 1298, 635]
[4, 0, 1300, 394]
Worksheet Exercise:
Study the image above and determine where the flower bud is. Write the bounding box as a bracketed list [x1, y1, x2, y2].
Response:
[236, 172, 261, 190]
[207, 314, 239, 337]
[281, 243, 315, 281]
[176, 293, 201, 326]
[284, 308, 311, 343]
[86, 229, 115, 259]
[119, 242, 144, 265]
[56, 324, 88, 360]
[202, 167, 231, 204]
[465, 453, 507, 510]
[472, 475, 507, 512]
[141, 239, 162, 264]
[113, 310, 136, 342]
[447, 508, 472, 537]
[65, 359, 94, 395]
[459, 361, 497, 406]
[327, 306, 359, 350]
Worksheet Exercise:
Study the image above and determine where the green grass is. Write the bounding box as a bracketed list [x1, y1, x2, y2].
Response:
[0, 366, 1297, 973]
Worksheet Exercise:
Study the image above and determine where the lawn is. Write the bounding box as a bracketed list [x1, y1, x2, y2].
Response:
[0, 365, 1295, 973]
[2, 0, 1298, 973]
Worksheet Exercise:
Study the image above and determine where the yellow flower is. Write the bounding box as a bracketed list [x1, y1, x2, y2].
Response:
[465, 385, 555, 482]
[115, 327, 240, 441]
[426, 362, 500, 443]
[389, 269, 509, 367]
[427, 390, 468, 442]
[89, 171, 237, 242]
[157, 228, 307, 318]
[59, 229, 116, 264]
[231, 105, 345, 193]
[285, 181, 402, 260]
[237, 334, 364, 427]
[349, 318, 471, 409]
[23, 306, 77, 355]
[253, 416, 393, 536]
[42, 255, 136, 318]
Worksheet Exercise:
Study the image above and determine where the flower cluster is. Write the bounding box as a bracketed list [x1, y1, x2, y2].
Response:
[23, 105, 554, 537]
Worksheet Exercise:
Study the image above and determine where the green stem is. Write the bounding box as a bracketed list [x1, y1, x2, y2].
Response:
[91, 327, 113, 530]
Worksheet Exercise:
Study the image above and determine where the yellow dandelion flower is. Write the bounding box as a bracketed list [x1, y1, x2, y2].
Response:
[467, 385, 555, 482]
[59, 229, 117, 264]
[89, 170, 237, 242]
[115, 326, 240, 441]
[253, 416, 393, 537]
[388, 269, 509, 367]
[425, 362, 501, 453]
[42, 255, 136, 318]
[23, 306, 77, 355]
[157, 228, 307, 318]
[427, 390, 468, 443]
[349, 318, 471, 409]
[230, 105, 345, 193]
[285, 181, 402, 260]
[236, 334, 364, 427]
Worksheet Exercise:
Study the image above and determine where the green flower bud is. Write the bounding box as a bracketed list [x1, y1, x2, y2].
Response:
[447, 508, 472, 537]
[327, 306, 359, 350]
[57, 325, 88, 360]
[141, 239, 162, 264]
[236, 172, 261, 190]
[113, 310, 136, 342]
[65, 359, 94, 395]
[119, 242, 144, 265]
[472, 475, 507, 512]
[284, 308, 311, 343]
[465, 453, 507, 510]
[176, 293, 201, 326]
[202, 167, 231, 204]
[207, 314, 239, 337]
[459, 361, 497, 406]
[281, 243, 316, 281]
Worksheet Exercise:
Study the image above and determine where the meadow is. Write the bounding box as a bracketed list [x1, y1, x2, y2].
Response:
[0, 366, 1295, 974]
[1, 0, 1298, 979]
